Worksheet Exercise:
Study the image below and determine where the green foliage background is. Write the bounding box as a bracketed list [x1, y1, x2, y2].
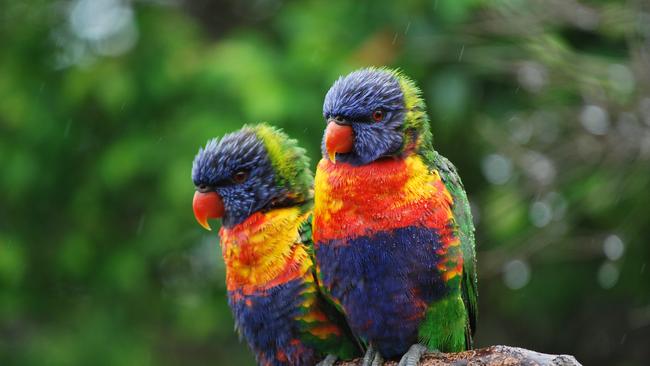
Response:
[1, 0, 649, 365]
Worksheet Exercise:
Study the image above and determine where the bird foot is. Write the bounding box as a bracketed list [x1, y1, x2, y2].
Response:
[315, 354, 337, 366]
[371, 352, 384, 366]
[397, 344, 430, 366]
[361, 345, 384, 366]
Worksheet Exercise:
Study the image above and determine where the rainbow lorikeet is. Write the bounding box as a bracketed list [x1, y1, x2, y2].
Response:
[192, 124, 361, 366]
[312, 68, 478, 366]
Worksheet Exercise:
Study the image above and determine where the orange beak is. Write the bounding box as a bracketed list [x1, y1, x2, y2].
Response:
[192, 191, 225, 230]
[325, 122, 354, 163]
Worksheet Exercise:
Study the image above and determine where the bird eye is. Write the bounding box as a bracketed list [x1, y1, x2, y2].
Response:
[197, 184, 210, 193]
[232, 170, 248, 184]
[372, 109, 384, 122]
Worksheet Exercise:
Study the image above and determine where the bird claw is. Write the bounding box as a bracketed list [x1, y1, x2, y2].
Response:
[315, 354, 337, 366]
[362, 345, 384, 366]
[397, 343, 429, 366]
[371, 352, 384, 366]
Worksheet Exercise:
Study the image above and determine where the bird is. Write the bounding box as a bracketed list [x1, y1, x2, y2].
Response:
[312, 68, 478, 366]
[192, 123, 361, 366]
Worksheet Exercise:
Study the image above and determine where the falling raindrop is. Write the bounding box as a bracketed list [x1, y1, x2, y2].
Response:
[136, 215, 146, 236]
[64, 119, 72, 138]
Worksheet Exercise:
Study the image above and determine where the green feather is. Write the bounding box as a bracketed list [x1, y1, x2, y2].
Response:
[390, 69, 479, 350]
[299, 215, 365, 358]
[244, 124, 360, 359]
[248, 123, 314, 203]
[432, 153, 479, 349]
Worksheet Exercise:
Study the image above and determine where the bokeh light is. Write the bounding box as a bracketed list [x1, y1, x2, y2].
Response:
[2, 0, 649, 365]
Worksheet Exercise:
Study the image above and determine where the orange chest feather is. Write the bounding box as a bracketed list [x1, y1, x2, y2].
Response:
[219, 208, 312, 293]
[313, 155, 455, 243]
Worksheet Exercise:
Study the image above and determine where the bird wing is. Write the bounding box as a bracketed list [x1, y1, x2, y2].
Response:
[299, 214, 366, 357]
[431, 152, 478, 348]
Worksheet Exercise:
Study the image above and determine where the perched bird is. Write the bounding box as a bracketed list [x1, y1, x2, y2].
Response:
[312, 68, 478, 366]
[192, 124, 360, 366]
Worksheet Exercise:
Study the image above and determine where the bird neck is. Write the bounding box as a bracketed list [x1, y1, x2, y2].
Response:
[219, 206, 312, 293]
[397, 75, 434, 162]
[313, 153, 456, 244]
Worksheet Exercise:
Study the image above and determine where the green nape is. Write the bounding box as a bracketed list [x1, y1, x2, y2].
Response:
[381, 68, 478, 351]
[381, 69, 435, 162]
[247, 123, 314, 203]
[418, 294, 469, 353]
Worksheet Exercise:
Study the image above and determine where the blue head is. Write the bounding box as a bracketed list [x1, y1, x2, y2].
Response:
[191, 124, 312, 229]
[322, 67, 429, 166]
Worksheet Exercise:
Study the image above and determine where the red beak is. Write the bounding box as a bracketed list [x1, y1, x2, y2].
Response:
[325, 122, 354, 163]
[192, 191, 224, 230]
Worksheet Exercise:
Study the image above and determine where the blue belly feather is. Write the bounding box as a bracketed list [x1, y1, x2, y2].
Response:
[228, 278, 317, 366]
[315, 226, 448, 358]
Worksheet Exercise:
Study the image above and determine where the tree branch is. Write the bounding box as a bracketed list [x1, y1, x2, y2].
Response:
[335, 345, 582, 366]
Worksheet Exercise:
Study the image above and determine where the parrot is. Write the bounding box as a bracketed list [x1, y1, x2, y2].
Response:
[191, 123, 361, 366]
[312, 68, 478, 366]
